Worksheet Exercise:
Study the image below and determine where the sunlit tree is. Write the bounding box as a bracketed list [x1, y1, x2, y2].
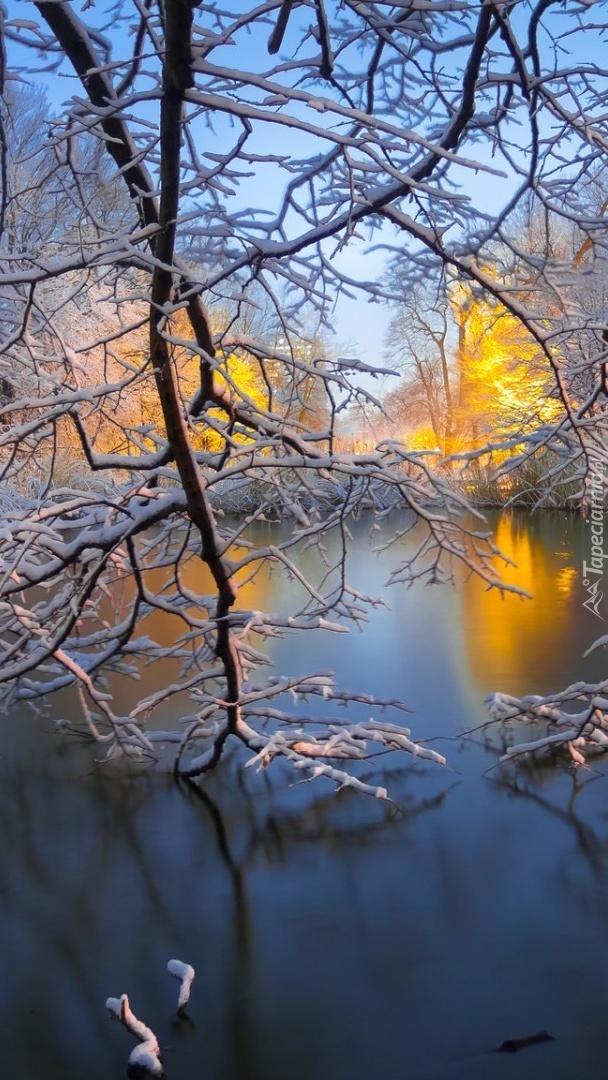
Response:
[451, 284, 560, 448]
[383, 278, 560, 463]
[384, 285, 455, 454]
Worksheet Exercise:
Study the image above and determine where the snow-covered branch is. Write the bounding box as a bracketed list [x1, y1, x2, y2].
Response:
[0, 0, 606, 796]
[106, 994, 164, 1078]
[167, 959, 195, 1016]
[487, 684, 608, 765]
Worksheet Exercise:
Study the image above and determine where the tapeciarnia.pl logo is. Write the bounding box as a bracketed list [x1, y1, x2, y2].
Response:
[582, 458, 606, 620]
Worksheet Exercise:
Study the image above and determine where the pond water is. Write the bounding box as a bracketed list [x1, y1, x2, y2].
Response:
[1, 511, 608, 1080]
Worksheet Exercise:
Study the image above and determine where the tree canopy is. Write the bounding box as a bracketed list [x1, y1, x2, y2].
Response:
[0, 0, 607, 794]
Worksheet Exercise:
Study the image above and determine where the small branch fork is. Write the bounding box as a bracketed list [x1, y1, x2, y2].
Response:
[171, 677, 446, 803]
[484, 685, 608, 769]
[107, 959, 195, 1078]
[106, 995, 164, 1078]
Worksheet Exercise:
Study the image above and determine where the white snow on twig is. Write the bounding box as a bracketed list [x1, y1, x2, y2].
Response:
[167, 959, 195, 1013]
[489, 685, 608, 764]
[106, 994, 164, 1077]
[499, 730, 581, 761]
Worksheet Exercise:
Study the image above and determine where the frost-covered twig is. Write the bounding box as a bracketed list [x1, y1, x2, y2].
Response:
[500, 730, 583, 762]
[235, 715, 445, 802]
[488, 683, 608, 766]
[106, 994, 164, 1078]
[167, 959, 195, 1015]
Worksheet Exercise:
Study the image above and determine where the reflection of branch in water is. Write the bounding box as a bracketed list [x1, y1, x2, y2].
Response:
[0, 761, 181, 1046]
[489, 769, 608, 872]
[177, 761, 454, 864]
[175, 778, 247, 898]
[254, 784, 456, 860]
[175, 775, 252, 946]
[174, 769, 456, 1071]
[175, 777, 255, 1077]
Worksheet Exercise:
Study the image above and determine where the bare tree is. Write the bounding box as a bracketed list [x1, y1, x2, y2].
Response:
[0, 0, 607, 796]
[384, 285, 456, 453]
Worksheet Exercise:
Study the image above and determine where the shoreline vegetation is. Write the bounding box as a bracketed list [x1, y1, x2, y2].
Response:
[0, 445, 584, 519]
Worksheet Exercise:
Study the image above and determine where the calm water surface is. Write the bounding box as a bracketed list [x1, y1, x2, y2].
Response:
[1, 511, 607, 1080]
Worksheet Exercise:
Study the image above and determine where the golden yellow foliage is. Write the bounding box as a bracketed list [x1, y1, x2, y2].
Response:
[191, 349, 268, 453]
[405, 424, 442, 452]
[449, 289, 561, 455]
[90, 306, 268, 456]
[390, 284, 562, 465]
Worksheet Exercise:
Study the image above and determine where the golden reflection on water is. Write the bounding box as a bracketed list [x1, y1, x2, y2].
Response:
[101, 513, 594, 715]
[555, 565, 578, 595]
[100, 536, 288, 715]
[458, 513, 582, 696]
